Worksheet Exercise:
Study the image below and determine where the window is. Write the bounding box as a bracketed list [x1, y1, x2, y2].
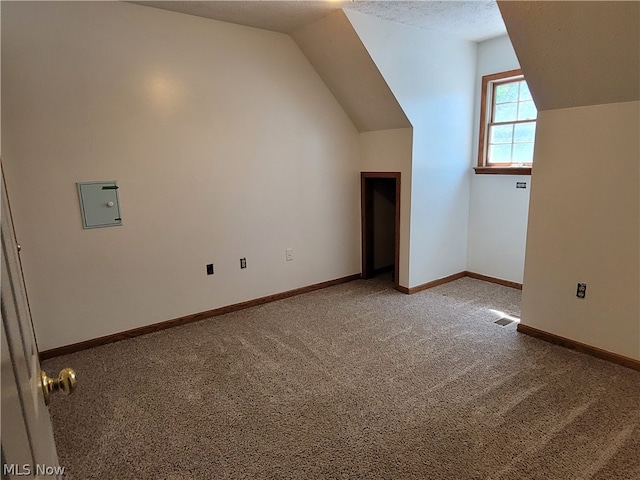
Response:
[476, 69, 537, 174]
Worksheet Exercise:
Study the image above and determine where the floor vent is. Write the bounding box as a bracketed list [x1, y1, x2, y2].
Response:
[495, 317, 515, 327]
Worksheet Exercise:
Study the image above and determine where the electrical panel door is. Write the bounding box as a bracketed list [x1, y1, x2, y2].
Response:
[77, 181, 122, 229]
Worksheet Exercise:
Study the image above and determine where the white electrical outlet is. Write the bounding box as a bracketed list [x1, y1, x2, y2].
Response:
[285, 248, 293, 261]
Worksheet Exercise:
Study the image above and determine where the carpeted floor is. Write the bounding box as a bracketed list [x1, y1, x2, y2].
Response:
[43, 276, 640, 479]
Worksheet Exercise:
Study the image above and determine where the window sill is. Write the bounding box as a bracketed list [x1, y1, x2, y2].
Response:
[474, 167, 531, 176]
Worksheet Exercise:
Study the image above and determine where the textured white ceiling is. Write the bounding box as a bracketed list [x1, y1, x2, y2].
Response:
[347, 1, 505, 42]
[134, 1, 506, 42]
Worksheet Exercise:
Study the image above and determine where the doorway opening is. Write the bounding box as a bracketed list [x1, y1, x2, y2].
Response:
[361, 172, 400, 288]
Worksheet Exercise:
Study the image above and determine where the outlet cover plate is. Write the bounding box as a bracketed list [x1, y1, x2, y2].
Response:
[577, 283, 587, 298]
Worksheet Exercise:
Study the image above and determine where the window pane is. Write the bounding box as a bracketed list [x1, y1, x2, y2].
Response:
[518, 101, 537, 120]
[514, 122, 536, 143]
[489, 124, 513, 144]
[494, 103, 517, 122]
[513, 143, 534, 163]
[518, 81, 533, 101]
[495, 82, 519, 104]
[488, 144, 512, 164]
[480, 72, 537, 168]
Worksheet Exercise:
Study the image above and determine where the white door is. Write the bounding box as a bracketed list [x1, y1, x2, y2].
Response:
[1, 168, 72, 479]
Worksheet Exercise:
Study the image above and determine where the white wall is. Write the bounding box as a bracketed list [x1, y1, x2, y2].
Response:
[467, 35, 530, 284]
[359, 128, 412, 287]
[346, 11, 477, 288]
[467, 175, 530, 282]
[521, 101, 640, 360]
[2, 2, 362, 351]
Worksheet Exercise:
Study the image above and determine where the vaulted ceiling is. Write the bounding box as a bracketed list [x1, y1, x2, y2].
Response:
[134, 1, 425, 132]
[135, 1, 506, 41]
[291, 10, 409, 132]
[132, 1, 640, 128]
[498, 1, 640, 111]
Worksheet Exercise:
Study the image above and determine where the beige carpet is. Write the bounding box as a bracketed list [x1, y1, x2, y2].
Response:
[43, 276, 640, 479]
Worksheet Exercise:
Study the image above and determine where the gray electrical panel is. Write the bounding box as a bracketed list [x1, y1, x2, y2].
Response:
[77, 181, 123, 229]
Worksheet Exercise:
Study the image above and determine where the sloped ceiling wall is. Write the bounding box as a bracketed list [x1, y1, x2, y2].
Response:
[135, 0, 344, 33]
[498, 1, 640, 111]
[291, 10, 410, 132]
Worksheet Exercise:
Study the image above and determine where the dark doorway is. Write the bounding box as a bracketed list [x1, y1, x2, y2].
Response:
[361, 172, 400, 288]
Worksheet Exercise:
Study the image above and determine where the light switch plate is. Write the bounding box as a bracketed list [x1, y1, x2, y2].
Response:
[77, 181, 123, 229]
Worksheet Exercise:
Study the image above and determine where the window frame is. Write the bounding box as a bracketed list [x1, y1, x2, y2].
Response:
[475, 69, 534, 175]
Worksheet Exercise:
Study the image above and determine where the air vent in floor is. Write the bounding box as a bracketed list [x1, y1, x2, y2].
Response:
[495, 317, 515, 327]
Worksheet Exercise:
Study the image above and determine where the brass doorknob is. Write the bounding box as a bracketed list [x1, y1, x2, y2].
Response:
[40, 368, 77, 406]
